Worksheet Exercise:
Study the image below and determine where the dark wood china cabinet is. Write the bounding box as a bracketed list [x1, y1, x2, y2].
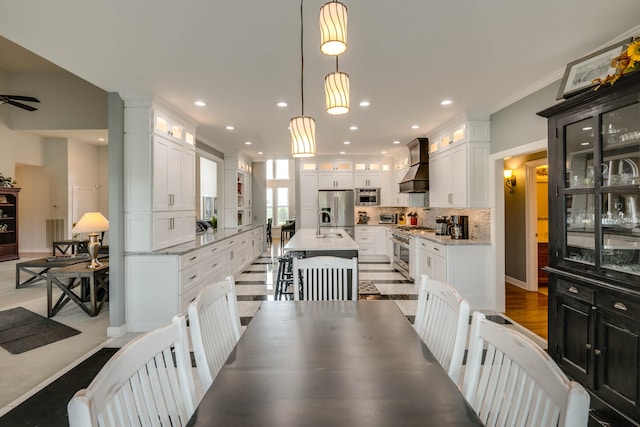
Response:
[539, 71, 640, 426]
[0, 187, 20, 261]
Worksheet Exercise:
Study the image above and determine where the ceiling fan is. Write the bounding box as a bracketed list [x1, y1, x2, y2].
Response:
[0, 94, 40, 111]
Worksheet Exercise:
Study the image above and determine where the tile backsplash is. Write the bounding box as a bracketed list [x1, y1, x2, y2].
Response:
[355, 206, 491, 241]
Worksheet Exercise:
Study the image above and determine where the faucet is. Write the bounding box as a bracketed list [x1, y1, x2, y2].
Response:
[317, 211, 333, 236]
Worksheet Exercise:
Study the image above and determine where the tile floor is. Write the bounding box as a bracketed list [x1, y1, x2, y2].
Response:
[0, 238, 547, 420]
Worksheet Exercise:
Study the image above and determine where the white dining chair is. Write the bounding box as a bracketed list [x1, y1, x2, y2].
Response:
[462, 311, 590, 427]
[413, 275, 470, 385]
[187, 276, 241, 393]
[67, 315, 197, 427]
[293, 256, 358, 301]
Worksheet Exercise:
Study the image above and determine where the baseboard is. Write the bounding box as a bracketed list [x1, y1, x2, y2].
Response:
[106, 323, 128, 337]
[505, 275, 527, 290]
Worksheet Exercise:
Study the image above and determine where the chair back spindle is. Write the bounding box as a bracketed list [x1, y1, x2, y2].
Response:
[188, 276, 241, 393]
[413, 275, 470, 385]
[293, 256, 358, 301]
[462, 311, 590, 427]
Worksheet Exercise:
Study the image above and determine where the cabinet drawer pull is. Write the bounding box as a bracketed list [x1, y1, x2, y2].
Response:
[613, 302, 627, 311]
[189, 274, 197, 281]
[585, 343, 592, 350]
[594, 349, 601, 356]
[189, 256, 197, 262]
[433, 247, 440, 252]
[568, 286, 579, 294]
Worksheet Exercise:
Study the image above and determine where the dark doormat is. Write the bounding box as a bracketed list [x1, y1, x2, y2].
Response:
[0, 307, 81, 354]
[0, 347, 119, 427]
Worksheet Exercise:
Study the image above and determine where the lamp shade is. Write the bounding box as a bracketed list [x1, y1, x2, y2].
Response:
[73, 212, 110, 233]
[320, 1, 348, 56]
[290, 116, 316, 158]
[325, 71, 350, 115]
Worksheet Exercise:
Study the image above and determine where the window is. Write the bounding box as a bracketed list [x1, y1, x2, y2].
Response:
[266, 159, 294, 226]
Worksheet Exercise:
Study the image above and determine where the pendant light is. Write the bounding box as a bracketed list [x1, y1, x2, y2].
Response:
[320, 1, 348, 56]
[291, 0, 316, 158]
[325, 56, 350, 115]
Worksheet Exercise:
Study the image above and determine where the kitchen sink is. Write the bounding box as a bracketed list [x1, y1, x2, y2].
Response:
[316, 233, 343, 239]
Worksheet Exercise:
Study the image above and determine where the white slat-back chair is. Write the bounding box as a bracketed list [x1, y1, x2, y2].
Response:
[462, 312, 590, 427]
[293, 256, 358, 301]
[67, 315, 197, 427]
[187, 276, 241, 393]
[413, 275, 470, 385]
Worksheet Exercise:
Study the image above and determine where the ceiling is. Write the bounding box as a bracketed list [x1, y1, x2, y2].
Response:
[1, 1, 639, 160]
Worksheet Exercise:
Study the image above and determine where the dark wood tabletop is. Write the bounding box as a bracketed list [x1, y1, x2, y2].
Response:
[187, 301, 483, 427]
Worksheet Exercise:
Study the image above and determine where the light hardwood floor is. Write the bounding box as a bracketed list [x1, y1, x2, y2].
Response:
[504, 283, 548, 340]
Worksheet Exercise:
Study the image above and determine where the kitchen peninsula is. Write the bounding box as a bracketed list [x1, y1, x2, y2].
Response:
[284, 228, 359, 259]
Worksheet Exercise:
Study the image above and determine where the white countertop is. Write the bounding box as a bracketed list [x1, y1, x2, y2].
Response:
[284, 228, 360, 252]
[384, 225, 491, 246]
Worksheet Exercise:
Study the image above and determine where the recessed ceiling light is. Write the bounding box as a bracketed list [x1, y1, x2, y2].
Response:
[276, 101, 288, 107]
[582, 126, 593, 131]
[580, 142, 590, 146]
[344, 141, 350, 145]
[441, 99, 452, 105]
[340, 151, 346, 154]
[411, 125, 420, 129]
[226, 125, 235, 130]
[194, 100, 207, 107]
[393, 140, 400, 144]
[98, 138, 105, 142]
[349, 125, 358, 130]
[245, 141, 252, 145]
[359, 100, 370, 107]
[381, 151, 387, 154]
[258, 151, 263, 155]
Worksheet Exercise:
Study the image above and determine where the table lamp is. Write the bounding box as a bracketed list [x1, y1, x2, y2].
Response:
[72, 212, 109, 268]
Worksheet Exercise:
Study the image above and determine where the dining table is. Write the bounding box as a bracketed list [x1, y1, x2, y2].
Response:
[186, 300, 483, 426]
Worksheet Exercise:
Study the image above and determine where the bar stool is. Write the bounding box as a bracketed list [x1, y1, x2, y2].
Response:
[275, 252, 304, 300]
[280, 220, 295, 247]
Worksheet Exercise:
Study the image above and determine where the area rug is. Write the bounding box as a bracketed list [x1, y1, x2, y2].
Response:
[0, 307, 81, 354]
[0, 347, 119, 427]
[358, 280, 380, 295]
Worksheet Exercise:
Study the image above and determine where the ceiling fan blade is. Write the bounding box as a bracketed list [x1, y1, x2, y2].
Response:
[0, 95, 40, 103]
[6, 99, 38, 111]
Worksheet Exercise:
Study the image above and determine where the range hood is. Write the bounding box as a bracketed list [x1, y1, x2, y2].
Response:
[399, 138, 429, 193]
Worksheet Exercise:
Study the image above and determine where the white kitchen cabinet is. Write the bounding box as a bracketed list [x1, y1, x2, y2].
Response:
[354, 161, 382, 188]
[318, 171, 353, 189]
[428, 119, 490, 209]
[353, 171, 382, 188]
[124, 97, 197, 252]
[428, 142, 489, 208]
[299, 171, 319, 229]
[391, 169, 409, 206]
[356, 226, 389, 259]
[126, 227, 263, 332]
[355, 226, 375, 256]
[412, 236, 490, 308]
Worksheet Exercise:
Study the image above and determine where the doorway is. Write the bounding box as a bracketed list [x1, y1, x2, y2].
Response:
[497, 146, 549, 341]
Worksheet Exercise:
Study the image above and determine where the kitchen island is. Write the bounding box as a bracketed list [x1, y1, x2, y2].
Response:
[284, 228, 359, 259]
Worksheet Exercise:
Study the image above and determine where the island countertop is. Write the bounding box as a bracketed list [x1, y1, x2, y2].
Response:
[284, 228, 359, 252]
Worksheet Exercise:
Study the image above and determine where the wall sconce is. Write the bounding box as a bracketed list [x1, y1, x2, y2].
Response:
[504, 170, 516, 194]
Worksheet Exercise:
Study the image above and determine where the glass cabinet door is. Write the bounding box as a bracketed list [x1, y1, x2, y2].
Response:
[564, 118, 596, 266]
[600, 102, 640, 275]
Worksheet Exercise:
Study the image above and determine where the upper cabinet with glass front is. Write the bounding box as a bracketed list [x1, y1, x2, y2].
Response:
[540, 72, 640, 281]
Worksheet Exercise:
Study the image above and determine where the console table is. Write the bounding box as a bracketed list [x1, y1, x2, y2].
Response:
[47, 261, 109, 317]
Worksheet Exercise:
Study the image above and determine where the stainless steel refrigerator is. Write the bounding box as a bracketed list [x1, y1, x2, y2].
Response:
[318, 190, 355, 238]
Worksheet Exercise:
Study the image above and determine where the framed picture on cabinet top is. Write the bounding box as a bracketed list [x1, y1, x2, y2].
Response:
[557, 38, 633, 100]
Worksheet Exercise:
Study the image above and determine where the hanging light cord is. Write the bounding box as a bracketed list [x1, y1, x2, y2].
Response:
[300, 0, 305, 116]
